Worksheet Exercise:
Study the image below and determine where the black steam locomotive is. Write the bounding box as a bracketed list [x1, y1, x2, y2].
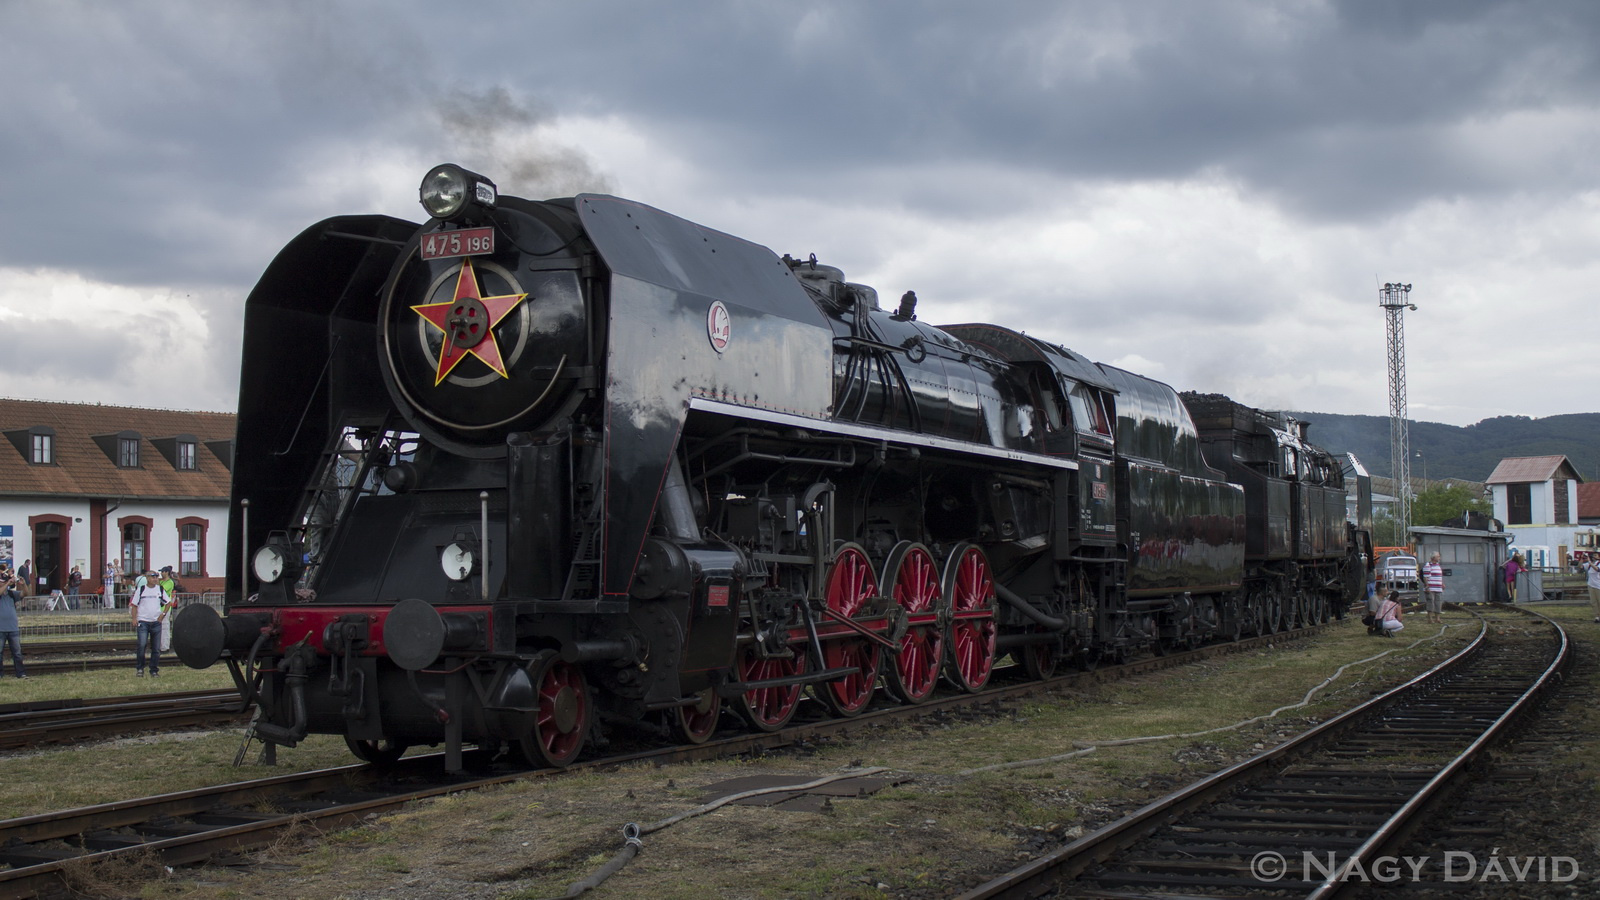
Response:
[175, 165, 1372, 769]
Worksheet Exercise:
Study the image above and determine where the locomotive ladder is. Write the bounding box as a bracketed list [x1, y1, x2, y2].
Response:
[294, 418, 402, 573]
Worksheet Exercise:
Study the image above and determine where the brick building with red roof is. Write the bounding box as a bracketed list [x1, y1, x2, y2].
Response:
[0, 397, 234, 599]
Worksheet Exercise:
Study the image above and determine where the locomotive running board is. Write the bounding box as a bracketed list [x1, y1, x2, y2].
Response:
[688, 398, 1078, 470]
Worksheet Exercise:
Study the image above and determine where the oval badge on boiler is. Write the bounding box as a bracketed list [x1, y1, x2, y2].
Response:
[706, 300, 731, 353]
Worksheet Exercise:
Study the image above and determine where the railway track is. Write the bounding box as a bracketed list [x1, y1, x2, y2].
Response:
[23, 639, 137, 656]
[0, 690, 246, 751]
[14, 655, 174, 677]
[960, 606, 1568, 899]
[0, 624, 1332, 899]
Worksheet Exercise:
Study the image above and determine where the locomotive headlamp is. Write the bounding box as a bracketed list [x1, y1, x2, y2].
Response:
[251, 531, 301, 585]
[419, 164, 497, 221]
[440, 540, 477, 582]
[252, 545, 286, 584]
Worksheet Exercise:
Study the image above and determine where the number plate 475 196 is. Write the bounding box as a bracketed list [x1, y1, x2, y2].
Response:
[420, 227, 495, 260]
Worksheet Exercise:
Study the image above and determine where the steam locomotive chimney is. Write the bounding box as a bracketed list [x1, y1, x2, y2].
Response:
[897, 291, 918, 320]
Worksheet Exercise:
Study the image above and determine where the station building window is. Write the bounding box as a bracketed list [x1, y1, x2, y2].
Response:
[176, 517, 208, 578]
[121, 521, 149, 575]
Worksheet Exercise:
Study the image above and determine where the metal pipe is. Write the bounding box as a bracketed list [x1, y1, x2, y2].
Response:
[996, 632, 1056, 651]
[560, 638, 638, 664]
[994, 583, 1068, 631]
[252, 649, 309, 747]
[240, 498, 250, 600]
[479, 491, 490, 602]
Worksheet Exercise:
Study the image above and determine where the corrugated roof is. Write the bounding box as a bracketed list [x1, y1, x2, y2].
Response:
[0, 397, 234, 500]
[1484, 455, 1581, 485]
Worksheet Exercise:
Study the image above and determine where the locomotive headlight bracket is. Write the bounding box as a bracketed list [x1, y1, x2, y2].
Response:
[441, 533, 479, 582]
[419, 163, 497, 222]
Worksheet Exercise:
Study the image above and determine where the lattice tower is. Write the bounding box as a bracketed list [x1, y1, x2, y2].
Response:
[1380, 283, 1415, 543]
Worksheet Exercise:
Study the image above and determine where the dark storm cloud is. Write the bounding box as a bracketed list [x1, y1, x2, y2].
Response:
[456, 0, 1600, 220]
[0, 2, 419, 285]
[8, 0, 1595, 286]
[0, 2, 611, 287]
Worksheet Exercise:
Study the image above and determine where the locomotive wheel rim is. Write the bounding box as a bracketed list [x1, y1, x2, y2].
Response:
[519, 652, 588, 767]
[344, 736, 409, 766]
[821, 640, 881, 716]
[674, 688, 720, 744]
[882, 543, 943, 704]
[889, 627, 942, 703]
[1023, 638, 1059, 680]
[736, 645, 805, 732]
[942, 544, 997, 693]
[820, 545, 883, 716]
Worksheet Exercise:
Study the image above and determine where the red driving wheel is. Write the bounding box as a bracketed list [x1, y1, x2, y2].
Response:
[515, 650, 589, 767]
[943, 544, 997, 692]
[882, 542, 943, 704]
[816, 544, 882, 716]
[735, 643, 807, 732]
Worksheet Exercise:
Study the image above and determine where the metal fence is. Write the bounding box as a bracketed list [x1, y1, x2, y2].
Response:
[16, 592, 226, 637]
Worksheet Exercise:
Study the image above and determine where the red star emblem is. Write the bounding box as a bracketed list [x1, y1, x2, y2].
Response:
[411, 257, 528, 385]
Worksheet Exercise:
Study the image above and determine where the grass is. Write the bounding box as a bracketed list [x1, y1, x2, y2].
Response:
[0, 658, 238, 704]
[0, 653, 357, 820]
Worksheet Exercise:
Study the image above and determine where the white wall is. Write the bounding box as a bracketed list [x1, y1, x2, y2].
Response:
[104, 500, 229, 578]
[0, 497, 94, 581]
[0, 498, 228, 586]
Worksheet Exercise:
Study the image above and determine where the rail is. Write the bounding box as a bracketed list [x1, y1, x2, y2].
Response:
[960, 605, 1567, 898]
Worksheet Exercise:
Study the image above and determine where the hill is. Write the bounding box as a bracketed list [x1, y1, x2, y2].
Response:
[1282, 412, 1600, 483]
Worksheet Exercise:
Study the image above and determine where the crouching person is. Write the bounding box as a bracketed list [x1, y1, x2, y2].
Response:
[1375, 585, 1405, 638]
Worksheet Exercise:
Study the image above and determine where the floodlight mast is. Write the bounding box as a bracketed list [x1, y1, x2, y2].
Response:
[1380, 282, 1416, 544]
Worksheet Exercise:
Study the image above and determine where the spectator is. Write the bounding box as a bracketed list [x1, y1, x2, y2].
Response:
[16, 559, 31, 598]
[1421, 553, 1445, 624]
[0, 571, 24, 678]
[103, 561, 119, 609]
[1585, 556, 1600, 625]
[158, 566, 177, 598]
[66, 565, 83, 608]
[1375, 585, 1405, 637]
[1503, 552, 1525, 603]
[129, 571, 170, 677]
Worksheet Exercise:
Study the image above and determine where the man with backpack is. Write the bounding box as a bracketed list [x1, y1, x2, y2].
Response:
[129, 571, 171, 677]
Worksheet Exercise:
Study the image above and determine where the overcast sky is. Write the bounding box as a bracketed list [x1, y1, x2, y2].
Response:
[2, 0, 1596, 428]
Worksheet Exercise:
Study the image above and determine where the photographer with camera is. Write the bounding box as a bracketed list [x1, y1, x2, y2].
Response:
[0, 568, 26, 678]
